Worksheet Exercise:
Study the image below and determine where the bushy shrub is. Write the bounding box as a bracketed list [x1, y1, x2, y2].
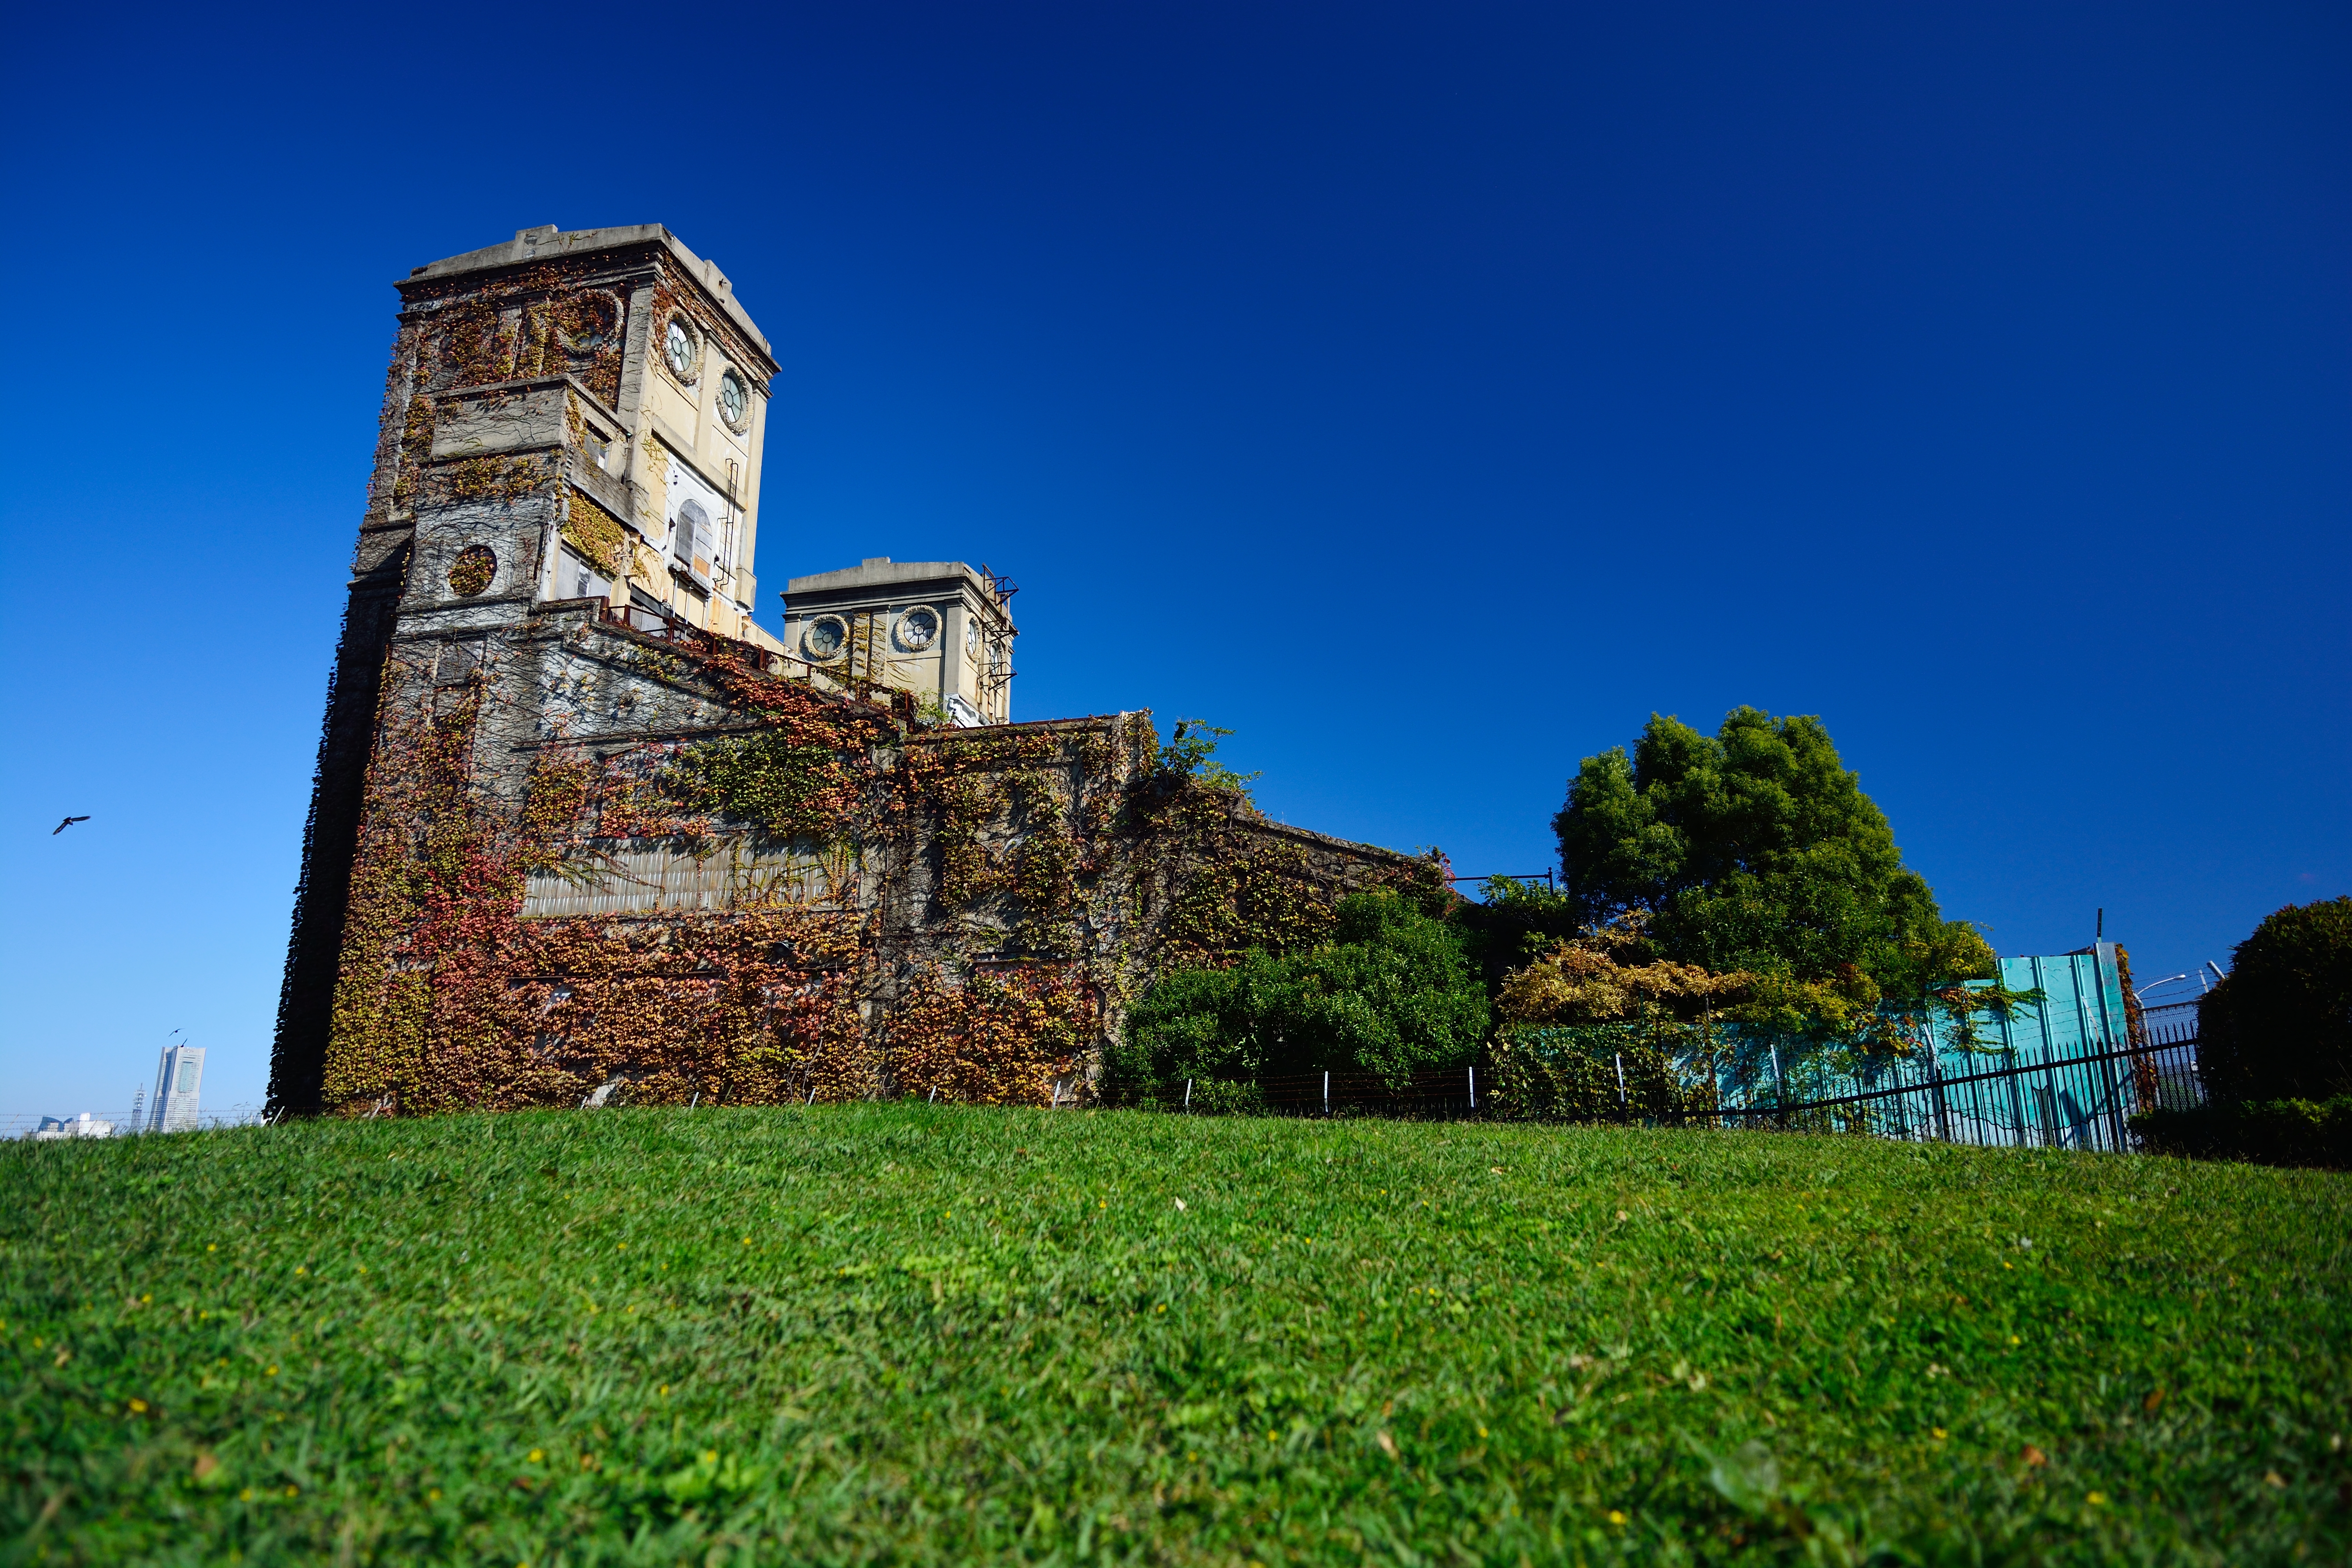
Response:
[2131, 1095, 2352, 1170]
[1487, 1021, 1717, 1122]
[1103, 889, 1486, 1106]
[2196, 897, 2352, 1103]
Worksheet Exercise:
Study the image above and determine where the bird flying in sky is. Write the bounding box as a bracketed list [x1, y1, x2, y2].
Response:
[52, 816, 89, 835]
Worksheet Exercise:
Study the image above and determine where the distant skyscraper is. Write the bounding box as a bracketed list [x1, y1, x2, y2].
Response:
[148, 1046, 205, 1133]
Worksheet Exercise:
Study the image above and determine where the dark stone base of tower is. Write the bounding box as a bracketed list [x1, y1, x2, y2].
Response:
[268, 225, 1434, 1116]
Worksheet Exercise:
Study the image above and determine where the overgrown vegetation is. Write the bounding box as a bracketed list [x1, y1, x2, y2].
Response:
[1486, 914, 1748, 1122]
[5, 1107, 2346, 1564]
[661, 728, 862, 844]
[1106, 889, 1487, 1106]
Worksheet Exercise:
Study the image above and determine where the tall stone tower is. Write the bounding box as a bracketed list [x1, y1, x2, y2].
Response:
[272, 224, 781, 1109]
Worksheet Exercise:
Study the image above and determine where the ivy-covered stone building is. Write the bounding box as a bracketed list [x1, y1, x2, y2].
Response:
[269, 224, 1434, 1118]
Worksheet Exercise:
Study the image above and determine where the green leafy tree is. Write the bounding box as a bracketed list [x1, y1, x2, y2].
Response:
[2197, 897, 2352, 1103]
[1553, 708, 1994, 1025]
[1160, 720, 1259, 797]
[1105, 889, 1487, 1104]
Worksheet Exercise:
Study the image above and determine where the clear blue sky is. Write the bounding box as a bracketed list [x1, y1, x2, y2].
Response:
[2, 3, 2345, 1119]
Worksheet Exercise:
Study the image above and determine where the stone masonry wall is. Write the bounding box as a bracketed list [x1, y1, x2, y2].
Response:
[270, 605, 1432, 1117]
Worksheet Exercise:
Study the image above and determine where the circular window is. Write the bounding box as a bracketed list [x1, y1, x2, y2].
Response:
[802, 615, 848, 661]
[895, 605, 940, 651]
[663, 317, 698, 381]
[447, 544, 496, 597]
[717, 368, 750, 430]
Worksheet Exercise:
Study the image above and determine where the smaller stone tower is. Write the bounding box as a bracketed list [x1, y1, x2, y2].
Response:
[782, 559, 1018, 723]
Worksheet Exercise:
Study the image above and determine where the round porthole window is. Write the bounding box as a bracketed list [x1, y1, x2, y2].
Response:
[802, 615, 848, 661]
[447, 544, 496, 597]
[663, 317, 699, 381]
[717, 368, 750, 430]
[895, 605, 940, 651]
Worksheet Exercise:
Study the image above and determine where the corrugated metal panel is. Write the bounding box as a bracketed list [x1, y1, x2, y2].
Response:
[521, 838, 856, 918]
[1956, 942, 2134, 1150]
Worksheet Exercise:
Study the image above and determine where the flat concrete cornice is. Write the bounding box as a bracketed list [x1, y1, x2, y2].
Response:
[398, 224, 773, 367]
[787, 559, 978, 593]
[784, 558, 1011, 617]
[901, 711, 1142, 744]
[431, 373, 628, 432]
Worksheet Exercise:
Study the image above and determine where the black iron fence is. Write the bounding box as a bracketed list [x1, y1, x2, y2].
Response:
[1158, 1028, 2207, 1156]
[1710, 1039, 2203, 1151]
[1158, 1068, 1487, 1119]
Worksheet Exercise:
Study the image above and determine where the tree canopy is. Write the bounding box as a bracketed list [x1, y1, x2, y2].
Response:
[1552, 708, 1993, 1021]
[2197, 897, 2352, 1103]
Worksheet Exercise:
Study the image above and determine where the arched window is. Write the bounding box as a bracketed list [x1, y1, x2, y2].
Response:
[674, 499, 709, 562]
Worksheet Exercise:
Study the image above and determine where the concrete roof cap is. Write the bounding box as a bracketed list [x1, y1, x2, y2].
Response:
[401, 224, 772, 363]
[784, 559, 1013, 617]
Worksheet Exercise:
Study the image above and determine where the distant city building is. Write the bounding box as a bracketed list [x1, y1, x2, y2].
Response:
[148, 1045, 206, 1133]
[32, 1113, 115, 1140]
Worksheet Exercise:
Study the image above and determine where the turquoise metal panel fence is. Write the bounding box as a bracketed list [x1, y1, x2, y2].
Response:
[1490, 942, 2191, 1152]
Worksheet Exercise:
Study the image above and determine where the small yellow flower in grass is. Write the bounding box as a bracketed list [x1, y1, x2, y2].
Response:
[1933, 1428, 1947, 1441]
[2086, 1492, 2107, 1505]
[527, 1450, 543, 1463]
[1607, 1510, 1627, 1526]
[659, 1384, 670, 1397]
[284, 1486, 298, 1498]
[129, 1398, 148, 1414]
[266, 1366, 278, 1376]
[2008, 1335, 2021, 1346]
[240, 1488, 255, 1502]
[428, 1488, 442, 1502]
[1477, 1426, 1488, 1439]
[208, 1244, 216, 1252]
[295, 1266, 306, 1275]
[742, 1237, 751, 1245]
[617, 1243, 626, 1251]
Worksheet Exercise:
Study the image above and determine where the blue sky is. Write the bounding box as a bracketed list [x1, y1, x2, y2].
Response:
[2, 2, 2344, 1119]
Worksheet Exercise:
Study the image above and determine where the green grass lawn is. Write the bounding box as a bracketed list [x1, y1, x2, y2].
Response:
[4, 1106, 2348, 1566]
